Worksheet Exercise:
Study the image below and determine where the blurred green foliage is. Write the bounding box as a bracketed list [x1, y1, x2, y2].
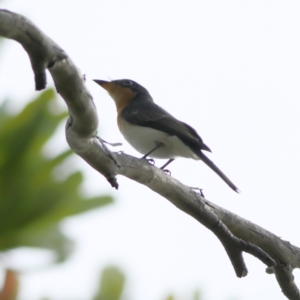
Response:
[0, 90, 113, 262]
[94, 266, 125, 300]
[164, 289, 202, 300]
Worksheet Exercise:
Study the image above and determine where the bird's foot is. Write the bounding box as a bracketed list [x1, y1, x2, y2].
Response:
[145, 158, 155, 165]
[163, 169, 171, 176]
[191, 187, 205, 198]
[96, 136, 122, 147]
[141, 156, 155, 165]
[159, 158, 175, 171]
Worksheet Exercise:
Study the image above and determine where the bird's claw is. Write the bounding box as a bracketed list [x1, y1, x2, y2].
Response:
[146, 158, 155, 165]
[108, 142, 123, 147]
[96, 136, 122, 147]
[163, 169, 171, 176]
[192, 187, 205, 198]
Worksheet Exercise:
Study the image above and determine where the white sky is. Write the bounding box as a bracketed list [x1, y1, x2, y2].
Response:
[1, 1, 300, 299]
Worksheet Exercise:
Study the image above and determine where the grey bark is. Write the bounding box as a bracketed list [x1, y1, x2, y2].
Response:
[0, 9, 299, 300]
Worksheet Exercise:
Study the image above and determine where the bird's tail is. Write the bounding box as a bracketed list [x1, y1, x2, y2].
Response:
[197, 151, 240, 193]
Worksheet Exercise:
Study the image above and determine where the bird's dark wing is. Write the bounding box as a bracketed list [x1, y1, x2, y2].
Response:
[122, 99, 211, 152]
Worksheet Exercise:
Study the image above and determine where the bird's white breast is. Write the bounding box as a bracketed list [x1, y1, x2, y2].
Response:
[119, 119, 199, 160]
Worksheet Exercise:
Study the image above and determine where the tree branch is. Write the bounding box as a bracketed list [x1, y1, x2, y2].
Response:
[1, 9, 299, 299]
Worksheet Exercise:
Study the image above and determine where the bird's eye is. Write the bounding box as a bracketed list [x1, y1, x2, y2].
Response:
[123, 80, 133, 86]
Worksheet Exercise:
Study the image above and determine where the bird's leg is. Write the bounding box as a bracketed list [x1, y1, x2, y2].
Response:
[141, 142, 163, 165]
[160, 158, 175, 175]
[142, 142, 163, 158]
[96, 136, 122, 147]
[160, 158, 175, 170]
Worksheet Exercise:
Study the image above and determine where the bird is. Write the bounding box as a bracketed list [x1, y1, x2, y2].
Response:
[94, 79, 239, 193]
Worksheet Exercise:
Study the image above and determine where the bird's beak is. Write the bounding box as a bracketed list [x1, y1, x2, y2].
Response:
[93, 79, 108, 86]
[93, 79, 136, 105]
[93, 79, 113, 91]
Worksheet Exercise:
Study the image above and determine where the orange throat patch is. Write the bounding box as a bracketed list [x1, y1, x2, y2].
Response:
[102, 82, 137, 113]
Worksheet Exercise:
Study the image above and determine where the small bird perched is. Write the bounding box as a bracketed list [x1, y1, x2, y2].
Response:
[94, 79, 239, 193]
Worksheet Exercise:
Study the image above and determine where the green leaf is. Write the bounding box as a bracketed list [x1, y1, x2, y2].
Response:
[0, 89, 114, 262]
[93, 266, 125, 300]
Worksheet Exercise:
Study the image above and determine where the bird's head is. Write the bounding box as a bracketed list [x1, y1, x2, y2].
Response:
[94, 79, 152, 111]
